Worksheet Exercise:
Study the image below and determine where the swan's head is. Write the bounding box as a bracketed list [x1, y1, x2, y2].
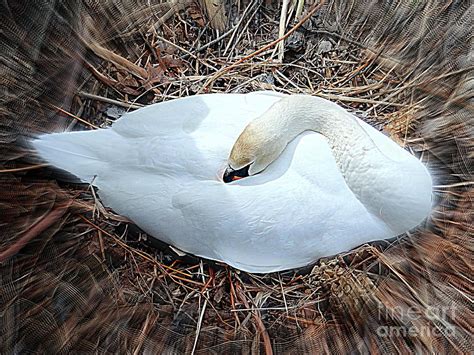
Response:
[223, 122, 286, 183]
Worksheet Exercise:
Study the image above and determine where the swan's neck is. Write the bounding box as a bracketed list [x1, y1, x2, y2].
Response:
[257, 95, 379, 198]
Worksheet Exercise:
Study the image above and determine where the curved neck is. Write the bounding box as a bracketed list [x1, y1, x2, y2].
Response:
[255, 95, 371, 179]
[248, 94, 431, 234]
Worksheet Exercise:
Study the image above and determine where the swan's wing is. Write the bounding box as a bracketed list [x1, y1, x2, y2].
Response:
[108, 93, 287, 180]
[33, 93, 285, 182]
[112, 93, 284, 138]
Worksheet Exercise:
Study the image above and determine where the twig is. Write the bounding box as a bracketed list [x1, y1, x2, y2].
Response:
[193, 26, 234, 54]
[236, 282, 273, 355]
[433, 181, 474, 189]
[76, 91, 143, 110]
[279, 274, 289, 314]
[191, 297, 208, 355]
[228, 270, 241, 327]
[132, 312, 157, 355]
[276, 0, 290, 62]
[0, 202, 71, 262]
[50, 104, 99, 129]
[0, 164, 49, 173]
[88, 42, 148, 79]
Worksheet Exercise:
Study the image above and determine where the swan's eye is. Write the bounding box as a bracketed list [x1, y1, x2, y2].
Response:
[223, 164, 250, 183]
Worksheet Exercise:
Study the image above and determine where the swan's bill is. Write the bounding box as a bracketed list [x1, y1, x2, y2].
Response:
[223, 164, 250, 183]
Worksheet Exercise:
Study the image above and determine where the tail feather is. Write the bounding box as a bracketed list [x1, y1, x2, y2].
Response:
[32, 130, 120, 183]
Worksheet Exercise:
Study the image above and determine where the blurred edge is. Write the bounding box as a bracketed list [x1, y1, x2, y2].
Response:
[0, 0, 473, 353]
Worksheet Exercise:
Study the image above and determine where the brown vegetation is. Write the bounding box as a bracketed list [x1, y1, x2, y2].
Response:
[1, 1, 472, 353]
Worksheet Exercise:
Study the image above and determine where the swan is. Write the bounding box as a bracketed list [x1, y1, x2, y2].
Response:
[32, 91, 433, 273]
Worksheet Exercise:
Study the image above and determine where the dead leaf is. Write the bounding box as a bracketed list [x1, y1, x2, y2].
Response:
[187, 4, 205, 27]
[162, 55, 184, 69]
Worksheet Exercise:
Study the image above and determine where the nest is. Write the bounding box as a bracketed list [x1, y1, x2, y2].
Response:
[1, 1, 472, 353]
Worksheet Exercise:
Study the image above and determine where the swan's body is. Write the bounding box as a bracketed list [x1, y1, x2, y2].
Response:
[33, 92, 432, 273]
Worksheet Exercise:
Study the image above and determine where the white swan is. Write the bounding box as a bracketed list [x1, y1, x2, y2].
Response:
[33, 92, 432, 273]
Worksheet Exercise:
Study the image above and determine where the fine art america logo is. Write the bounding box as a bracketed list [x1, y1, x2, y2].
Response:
[376, 304, 457, 338]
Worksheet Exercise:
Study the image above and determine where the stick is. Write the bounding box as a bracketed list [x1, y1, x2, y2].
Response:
[77, 91, 143, 110]
[191, 298, 208, 355]
[0, 202, 71, 262]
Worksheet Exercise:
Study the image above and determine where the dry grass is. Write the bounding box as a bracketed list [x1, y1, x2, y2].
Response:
[1, 0, 472, 353]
